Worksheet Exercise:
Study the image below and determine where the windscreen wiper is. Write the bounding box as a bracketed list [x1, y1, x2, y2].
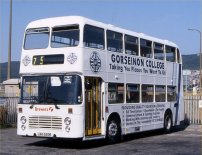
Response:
[54, 103, 60, 109]
[46, 97, 60, 109]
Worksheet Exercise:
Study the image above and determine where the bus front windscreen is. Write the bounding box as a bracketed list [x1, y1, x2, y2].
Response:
[20, 75, 82, 105]
[24, 28, 49, 50]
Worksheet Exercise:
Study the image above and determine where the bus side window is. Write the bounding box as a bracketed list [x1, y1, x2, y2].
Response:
[125, 35, 138, 56]
[107, 30, 123, 53]
[83, 25, 105, 49]
[142, 84, 154, 102]
[51, 25, 79, 48]
[155, 85, 166, 102]
[126, 84, 140, 103]
[166, 46, 175, 62]
[140, 39, 152, 58]
[167, 86, 177, 102]
[154, 42, 164, 60]
[108, 83, 124, 104]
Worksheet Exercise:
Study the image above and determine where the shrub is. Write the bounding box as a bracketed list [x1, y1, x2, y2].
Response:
[0, 106, 7, 125]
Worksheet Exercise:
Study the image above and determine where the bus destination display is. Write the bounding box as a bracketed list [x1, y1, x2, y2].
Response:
[32, 54, 64, 65]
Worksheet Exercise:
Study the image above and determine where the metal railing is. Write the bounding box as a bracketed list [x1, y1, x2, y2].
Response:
[1, 95, 202, 126]
[0, 97, 18, 125]
[184, 95, 202, 125]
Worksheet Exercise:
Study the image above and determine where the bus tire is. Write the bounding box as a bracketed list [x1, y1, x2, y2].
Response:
[164, 112, 172, 133]
[106, 118, 121, 144]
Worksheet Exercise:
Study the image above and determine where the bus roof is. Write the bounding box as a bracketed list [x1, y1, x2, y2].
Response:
[26, 16, 178, 48]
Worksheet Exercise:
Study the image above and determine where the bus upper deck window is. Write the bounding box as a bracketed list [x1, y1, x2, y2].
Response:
[51, 25, 79, 48]
[125, 35, 138, 56]
[107, 30, 123, 53]
[140, 39, 152, 58]
[84, 25, 104, 49]
[24, 28, 49, 50]
[166, 46, 176, 62]
[154, 42, 164, 60]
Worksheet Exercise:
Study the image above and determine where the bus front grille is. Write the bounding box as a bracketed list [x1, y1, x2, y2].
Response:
[29, 116, 62, 130]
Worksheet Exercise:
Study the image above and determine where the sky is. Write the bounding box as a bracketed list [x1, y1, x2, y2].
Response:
[0, 0, 201, 63]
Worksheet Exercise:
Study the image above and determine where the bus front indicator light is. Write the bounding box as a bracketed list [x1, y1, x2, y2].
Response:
[19, 107, 23, 113]
[68, 108, 73, 114]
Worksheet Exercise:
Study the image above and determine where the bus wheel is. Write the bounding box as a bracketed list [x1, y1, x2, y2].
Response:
[106, 118, 121, 143]
[164, 113, 172, 133]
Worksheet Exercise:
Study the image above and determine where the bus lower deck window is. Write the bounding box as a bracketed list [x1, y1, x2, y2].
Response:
[142, 84, 154, 102]
[126, 84, 140, 103]
[108, 83, 124, 104]
[155, 85, 166, 102]
[167, 86, 177, 102]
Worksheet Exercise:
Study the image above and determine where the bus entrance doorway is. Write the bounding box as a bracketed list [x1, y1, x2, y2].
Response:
[85, 77, 102, 136]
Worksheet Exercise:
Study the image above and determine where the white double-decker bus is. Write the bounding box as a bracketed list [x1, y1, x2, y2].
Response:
[18, 16, 184, 143]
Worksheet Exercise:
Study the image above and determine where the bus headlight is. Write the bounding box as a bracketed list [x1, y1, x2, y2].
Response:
[21, 125, 26, 131]
[20, 116, 27, 124]
[64, 117, 71, 125]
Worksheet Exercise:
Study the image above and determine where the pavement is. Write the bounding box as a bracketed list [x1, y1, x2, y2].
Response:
[0, 125, 201, 155]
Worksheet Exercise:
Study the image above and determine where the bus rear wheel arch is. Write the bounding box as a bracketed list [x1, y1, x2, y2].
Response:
[106, 113, 121, 143]
[164, 110, 173, 133]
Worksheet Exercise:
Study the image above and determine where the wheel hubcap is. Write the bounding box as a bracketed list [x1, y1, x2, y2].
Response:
[108, 121, 118, 136]
[166, 116, 171, 130]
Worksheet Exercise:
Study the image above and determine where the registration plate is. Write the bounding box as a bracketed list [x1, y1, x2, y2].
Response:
[37, 132, 52, 137]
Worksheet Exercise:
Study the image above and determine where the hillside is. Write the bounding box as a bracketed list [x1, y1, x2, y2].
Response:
[182, 54, 200, 70]
[0, 61, 20, 83]
[0, 54, 200, 83]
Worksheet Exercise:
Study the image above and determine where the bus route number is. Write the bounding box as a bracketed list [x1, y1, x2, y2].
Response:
[33, 56, 44, 65]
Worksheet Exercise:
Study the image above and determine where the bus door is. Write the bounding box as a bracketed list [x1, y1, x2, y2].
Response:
[85, 77, 102, 136]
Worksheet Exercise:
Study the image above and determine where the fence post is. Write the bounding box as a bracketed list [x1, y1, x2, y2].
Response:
[0, 97, 18, 125]
[184, 95, 202, 125]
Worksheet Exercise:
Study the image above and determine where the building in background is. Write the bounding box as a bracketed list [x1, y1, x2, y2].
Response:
[3, 79, 20, 97]
[183, 70, 200, 94]
[0, 83, 5, 96]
